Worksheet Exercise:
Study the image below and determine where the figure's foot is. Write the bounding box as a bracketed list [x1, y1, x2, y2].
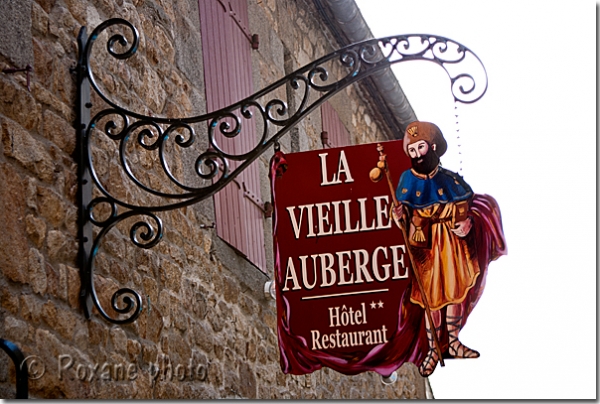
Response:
[446, 311, 480, 359]
[419, 349, 439, 377]
[448, 340, 480, 358]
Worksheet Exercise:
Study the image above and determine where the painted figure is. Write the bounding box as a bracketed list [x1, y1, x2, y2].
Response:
[391, 121, 506, 377]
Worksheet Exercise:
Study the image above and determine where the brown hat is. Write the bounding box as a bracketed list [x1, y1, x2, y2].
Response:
[402, 121, 447, 157]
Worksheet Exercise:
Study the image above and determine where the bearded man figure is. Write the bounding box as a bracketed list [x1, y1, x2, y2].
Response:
[392, 121, 507, 377]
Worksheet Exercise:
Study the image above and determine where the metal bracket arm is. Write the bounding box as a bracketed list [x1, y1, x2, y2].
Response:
[76, 18, 487, 323]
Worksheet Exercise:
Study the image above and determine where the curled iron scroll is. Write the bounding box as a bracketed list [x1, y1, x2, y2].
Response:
[86, 210, 161, 324]
[78, 18, 487, 324]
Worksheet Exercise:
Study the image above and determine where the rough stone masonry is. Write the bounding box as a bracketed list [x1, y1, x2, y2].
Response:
[0, 0, 427, 398]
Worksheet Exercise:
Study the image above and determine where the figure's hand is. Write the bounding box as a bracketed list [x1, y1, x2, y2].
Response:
[451, 217, 472, 237]
[391, 205, 403, 221]
[391, 204, 405, 228]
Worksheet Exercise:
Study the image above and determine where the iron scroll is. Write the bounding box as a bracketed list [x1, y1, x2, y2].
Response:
[76, 18, 488, 323]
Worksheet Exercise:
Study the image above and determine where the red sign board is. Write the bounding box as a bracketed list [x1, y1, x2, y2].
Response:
[270, 140, 428, 376]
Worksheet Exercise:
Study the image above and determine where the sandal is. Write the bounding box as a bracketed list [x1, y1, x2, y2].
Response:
[419, 327, 440, 377]
[447, 315, 480, 358]
[419, 349, 439, 377]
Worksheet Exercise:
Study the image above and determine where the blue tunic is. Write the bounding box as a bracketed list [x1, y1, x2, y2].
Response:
[396, 167, 473, 209]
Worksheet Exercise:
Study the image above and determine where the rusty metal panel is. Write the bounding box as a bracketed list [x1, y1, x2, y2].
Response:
[321, 101, 351, 147]
[199, 0, 266, 270]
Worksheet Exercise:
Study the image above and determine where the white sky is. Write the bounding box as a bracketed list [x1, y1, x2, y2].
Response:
[355, 0, 596, 399]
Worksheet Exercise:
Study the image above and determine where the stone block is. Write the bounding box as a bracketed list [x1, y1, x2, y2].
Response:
[238, 361, 257, 398]
[109, 327, 127, 355]
[266, 346, 277, 363]
[191, 320, 214, 355]
[168, 331, 192, 365]
[154, 379, 182, 399]
[20, 293, 42, 324]
[160, 333, 169, 355]
[172, 306, 188, 332]
[157, 289, 171, 316]
[172, 10, 203, 87]
[0, 163, 29, 284]
[96, 383, 131, 399]
[0, 0, 34, 68]
[56, 204, 75, 243]
[36, 186, 65, 228]
[31, 2, 49, 35]
[42, 109, 76, 155]
[25, 214, 47, 248]
[0, 77, 40, 132]
[126, 338, 141, 362]
[109, 260, 131, 285]
[28, 247, 48, 295]
[66, 264, 80, 309]
[142, 275, 158, 305]
[246, 339, 257, 362]
[257, 384, 273, 400]
[25, 176, 37, 211]
[72, 325, 88, 351]
[0, 286, 20, 315]
[141, 340, 158, 365]
[159, 259, 182, 293]
[145, 302, 163, 344]
[1, 118, 54, 184]
[130, 368, 153, 399]
[257, 346, 267, 365]
[53, 56, 76, 105]
[37, 0, 56, 14]
[87, 319, 107, 348]
[31, 81, 74, 123]
[4, 315, 28, 342]
[168, 243, 186, 268]
[206, 306, 224, 333]
[32, 37, 53, 90]
[239, 293, 257, 317]
[45, 262, 61, 300]
[48, 304, 76, 339]
[207, 361, 223, 388]
[222, 275, 240, 304]
[41, 299, 57, 327]
[46, 229, 74, 263]
[262, 310, 276, 331]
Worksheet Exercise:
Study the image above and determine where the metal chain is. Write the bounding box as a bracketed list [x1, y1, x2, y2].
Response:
[454, 100, 462, 174]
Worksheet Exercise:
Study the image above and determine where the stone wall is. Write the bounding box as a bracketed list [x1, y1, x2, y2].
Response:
[0, 0, 427, 399]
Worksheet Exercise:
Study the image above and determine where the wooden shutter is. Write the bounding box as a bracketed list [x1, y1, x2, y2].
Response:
[199, 0, 266, 270]
[321, 101, 351, 147]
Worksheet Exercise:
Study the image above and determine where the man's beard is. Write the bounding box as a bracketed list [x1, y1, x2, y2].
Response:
[411, 150, 440, 174]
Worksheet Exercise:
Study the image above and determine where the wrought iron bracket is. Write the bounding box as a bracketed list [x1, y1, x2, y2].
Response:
[0, 339, 29, 399]
[75, 18, 487, 324]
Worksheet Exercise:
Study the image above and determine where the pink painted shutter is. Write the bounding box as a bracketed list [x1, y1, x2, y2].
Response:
[199, 0, 266, 270]
[321, 101, 351, 147]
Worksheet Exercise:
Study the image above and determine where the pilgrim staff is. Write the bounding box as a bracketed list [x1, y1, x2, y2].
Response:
[369, 143, 445, 368]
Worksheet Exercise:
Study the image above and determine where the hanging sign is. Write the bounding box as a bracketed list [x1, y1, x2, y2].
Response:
[270, 124, 507, 378]
[270, 140, 428, 377]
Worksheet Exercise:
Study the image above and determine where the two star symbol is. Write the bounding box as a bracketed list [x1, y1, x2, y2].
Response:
[370, 300, 384, 309]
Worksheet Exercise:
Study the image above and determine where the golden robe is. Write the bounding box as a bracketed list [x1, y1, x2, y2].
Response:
[408, 202, 481, 311]
[396, 167, 504, 314]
